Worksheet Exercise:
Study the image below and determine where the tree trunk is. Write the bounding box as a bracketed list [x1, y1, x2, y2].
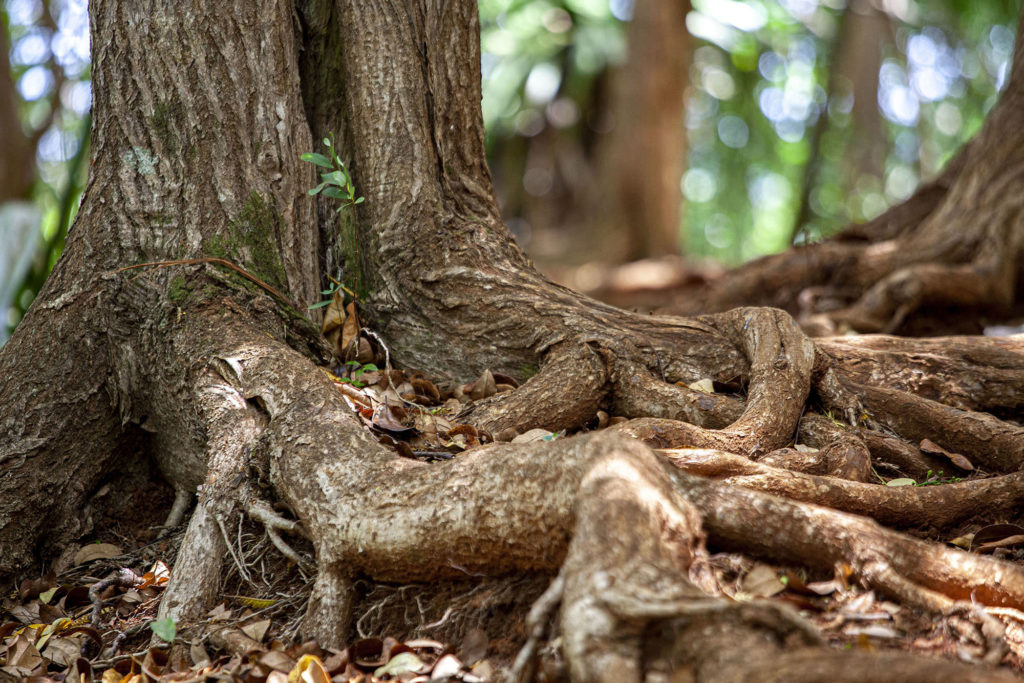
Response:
[2, 0, 1024, 680]
[581, 0, 690, 262]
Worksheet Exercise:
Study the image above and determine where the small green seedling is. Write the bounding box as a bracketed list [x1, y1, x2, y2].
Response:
[309, 273, 354, 310]
[337, 361, 378, 388]
[301, 134, 364, 212]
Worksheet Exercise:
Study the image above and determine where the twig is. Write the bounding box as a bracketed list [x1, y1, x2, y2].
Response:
[116, 258, 293, 306]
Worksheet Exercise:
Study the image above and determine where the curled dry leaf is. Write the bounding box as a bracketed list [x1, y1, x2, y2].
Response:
[687, 378, 715, 394]
[410, 378, 440, 403]
[466, 369, 497, 401]
[511, 428, 553, 444]
[340, 302, 360, 357]
[919, 438, 974, 471]
[743, 565, 786, 598]
[970, 524, 1024, 552]
[320, 291, 345, 355]
[73, 543, 122, 566]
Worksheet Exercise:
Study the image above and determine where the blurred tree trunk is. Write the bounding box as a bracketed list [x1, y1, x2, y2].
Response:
[584, 0, 691, 262]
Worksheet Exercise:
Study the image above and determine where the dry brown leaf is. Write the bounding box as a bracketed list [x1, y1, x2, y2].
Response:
[919, 438, 974, 471]
[73, 543, 122, 566]
[743, 565, 786, 598]
[341, 302, 360, 356]
[687, 378, 715, 394]
[241, 618, 271, 642]
[467, 369, 496, 401]
[511, 428, 553, 444]
[971, 524, 1024, 552]
[320, 290, 345, 355]
[288, 654, 332, 683]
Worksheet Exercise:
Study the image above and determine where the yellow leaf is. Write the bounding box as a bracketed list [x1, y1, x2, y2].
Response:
[288, 654, 331, 683]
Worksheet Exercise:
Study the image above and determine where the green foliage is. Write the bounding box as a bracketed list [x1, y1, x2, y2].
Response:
[916, 470, 964, 486]
[308, 278, 347, 310]
[150, 617, 177, 643]
[480, 0, 1019, 264]
[302, 134, 367, 299]
[338, 361, 378, 388]
[302, 134, 365, 212]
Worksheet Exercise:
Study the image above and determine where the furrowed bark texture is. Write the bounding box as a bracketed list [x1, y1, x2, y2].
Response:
[0, 0, 320, 575]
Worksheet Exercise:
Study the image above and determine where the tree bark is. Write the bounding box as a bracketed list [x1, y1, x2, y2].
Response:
[1, 0, 1023, 680]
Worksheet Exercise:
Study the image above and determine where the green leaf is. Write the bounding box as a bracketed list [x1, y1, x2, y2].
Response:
[301, 153, 333, 169]
[321, 170, 348, 186]
[886, 478, 916, 487]
[307, 182, 328, 196]
[359, 363, 378, 373]
[150, 617, 177, 643]
[323, 137, 332, 147]
[322, 186, 349, 200]
[353, 197, 365, 204]
[308, 300, 333, 309]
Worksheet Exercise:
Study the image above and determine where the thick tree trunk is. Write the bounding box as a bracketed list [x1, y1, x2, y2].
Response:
[2, 0, 1024, 680]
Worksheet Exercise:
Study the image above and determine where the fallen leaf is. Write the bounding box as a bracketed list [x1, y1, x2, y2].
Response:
[320, 291, 345, 354]
[289, 653, 331, 683]
[687, 378, 715, 394]
[431, 654, 463, 679]
[919, 438, 974, 471]
[73, 543, 122, 566]
[241, 618, 271, 642]
[206, 603, 232, 621]
[341, 302, 360, 356]
[511, 428, 554, 444]
[6, 632, 43, 671]
[467, 370, 497, 401]
[374, 652, 426, 677]
[190, 640, 210, 666]
[971, 524, 1024, 552]
[743, 566, 786, 598]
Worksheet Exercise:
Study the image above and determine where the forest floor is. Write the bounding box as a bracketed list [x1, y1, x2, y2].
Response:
[2, 291, 1024, 682]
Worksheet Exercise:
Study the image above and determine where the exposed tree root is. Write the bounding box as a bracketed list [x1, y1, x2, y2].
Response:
[687, 475, 1024, 610]
[660, 448, 1024, 528]
[131, 301, 1024, 680]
